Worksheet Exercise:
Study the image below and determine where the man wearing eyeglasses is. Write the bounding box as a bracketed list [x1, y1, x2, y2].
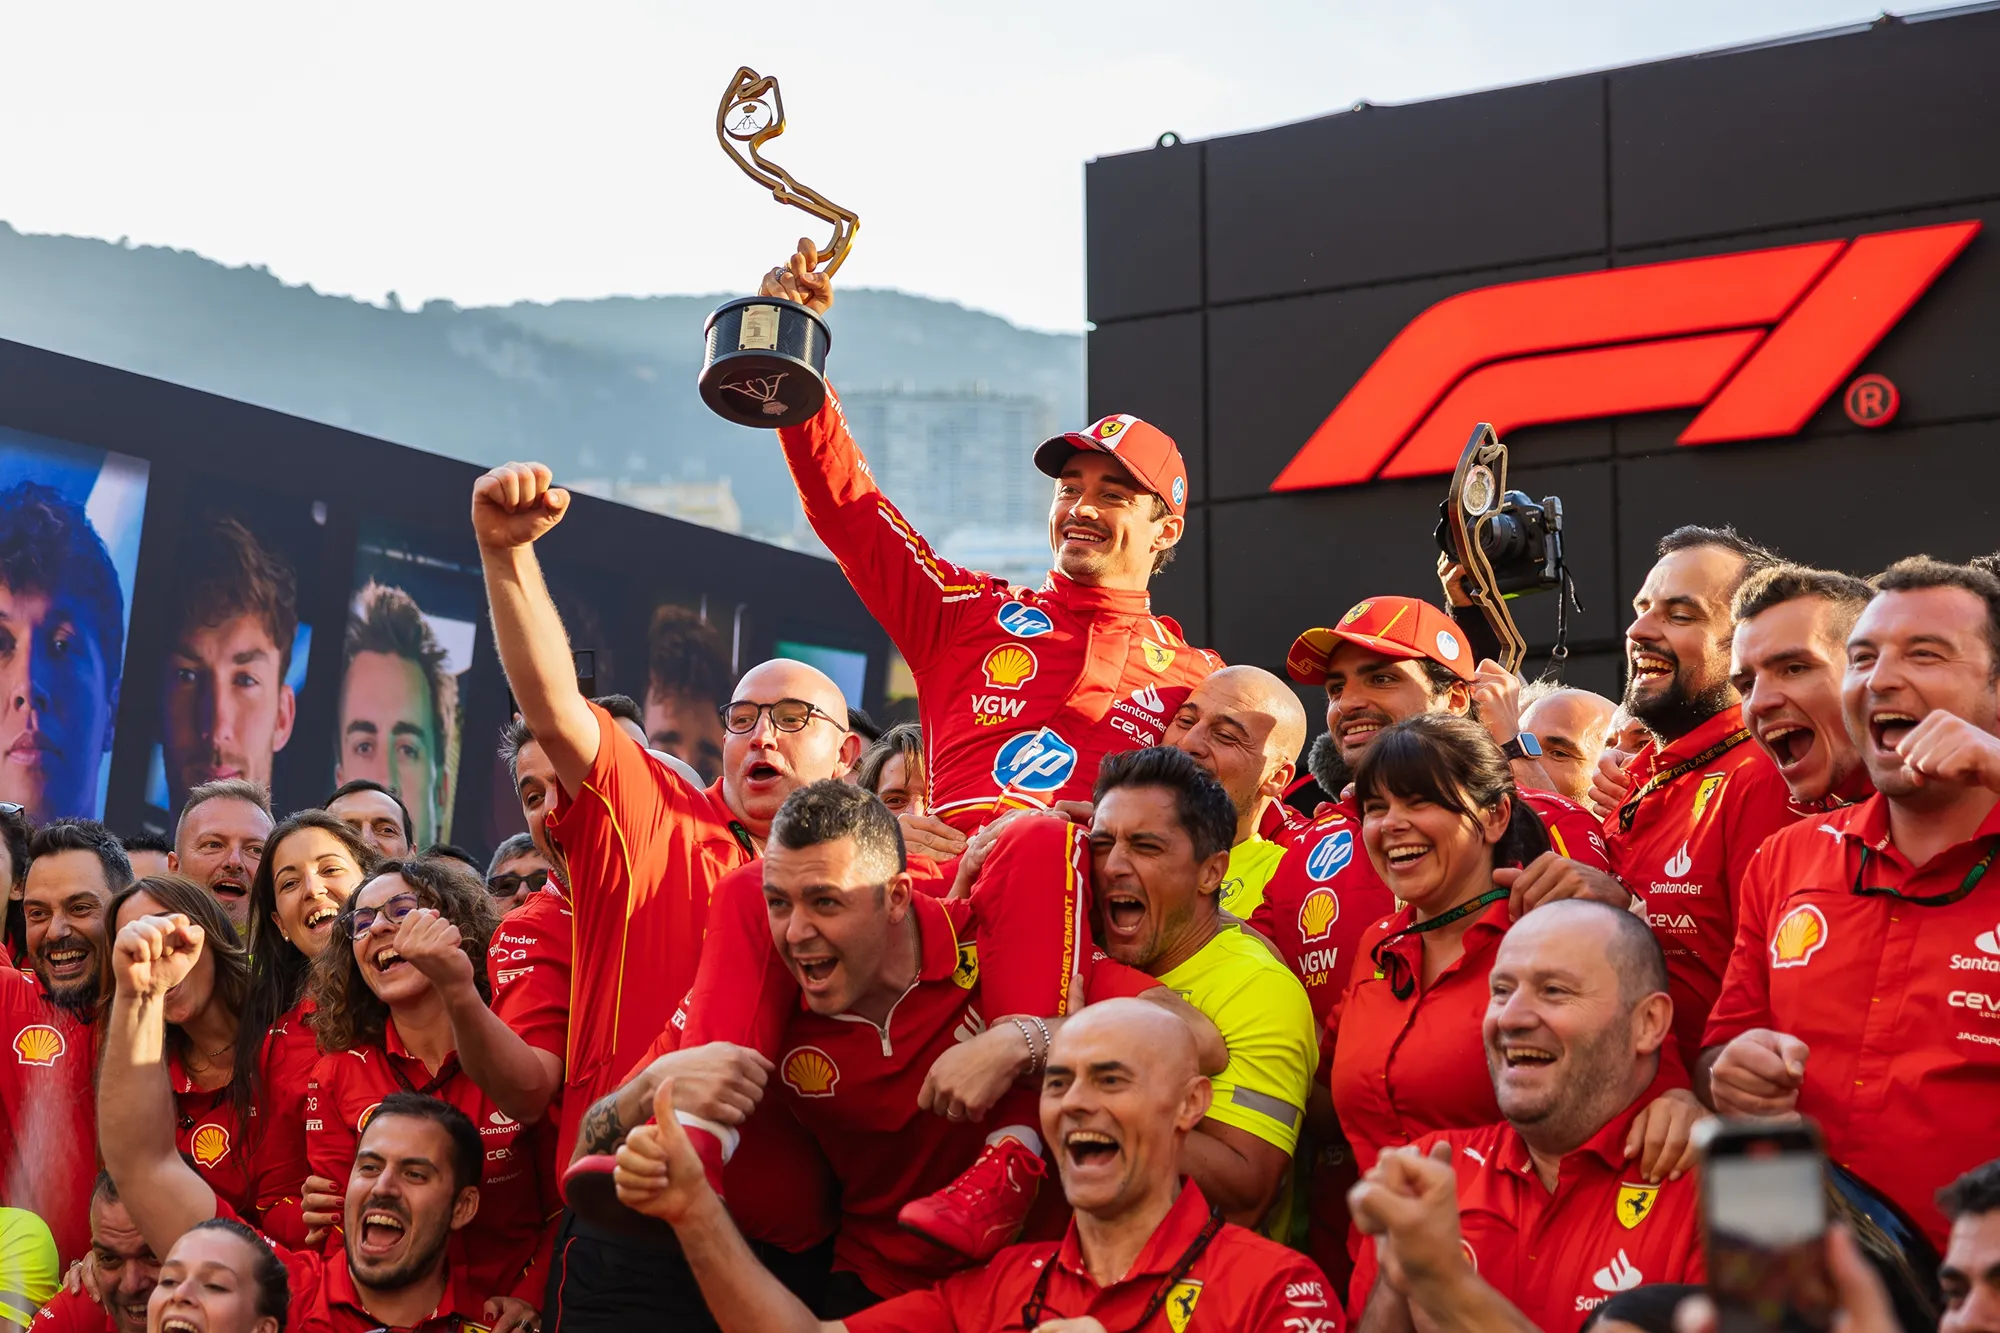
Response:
[756, 243, 1222, 858]
[472, 461, 861, 1333]
[1703, 556, 2000, 1253]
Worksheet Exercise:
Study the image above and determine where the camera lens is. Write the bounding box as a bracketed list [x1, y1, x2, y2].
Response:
[1479, 512, 1531, 565]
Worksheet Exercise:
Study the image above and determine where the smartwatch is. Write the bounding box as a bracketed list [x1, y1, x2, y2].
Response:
[1499, 733, 1543, 762]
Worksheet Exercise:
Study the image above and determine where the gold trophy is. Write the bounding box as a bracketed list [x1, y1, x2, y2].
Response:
[698, 67, 860, 428]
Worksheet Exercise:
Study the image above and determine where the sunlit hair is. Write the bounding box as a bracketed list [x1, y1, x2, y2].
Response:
[854, 722, 924, 799]
[309, 856, 497, 1055]
[1350, 714, 1548, 868]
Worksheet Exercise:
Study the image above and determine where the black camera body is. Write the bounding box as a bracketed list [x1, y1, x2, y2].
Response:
[1434, 424, 1577, 673]
[1455, 489, 1565, 596]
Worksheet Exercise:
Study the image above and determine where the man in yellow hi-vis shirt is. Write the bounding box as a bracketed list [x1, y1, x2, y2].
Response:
[1085, 746, 1317, 1234]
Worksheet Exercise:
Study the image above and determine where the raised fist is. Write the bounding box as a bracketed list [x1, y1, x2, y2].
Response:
[472, 462, 570, 553]
[114, 913, 204, 999]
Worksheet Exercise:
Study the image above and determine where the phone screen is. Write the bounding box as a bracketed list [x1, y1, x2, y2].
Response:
[1706, 1147, 1834, 1333]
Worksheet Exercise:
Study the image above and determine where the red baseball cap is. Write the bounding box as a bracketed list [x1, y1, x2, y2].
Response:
[1286, 596, 1476, 685]
[1033, 415, 1189, 516]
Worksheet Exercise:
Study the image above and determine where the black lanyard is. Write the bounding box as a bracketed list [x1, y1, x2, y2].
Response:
[387, 1051, 462, 1098]
[1851, 837, 1998, 907]
[1016, 1206, 1226, 1332]
[728, 819, 756, 859]
[1616, 729, 1752, 833]
[1369, 887, 1511, 1001]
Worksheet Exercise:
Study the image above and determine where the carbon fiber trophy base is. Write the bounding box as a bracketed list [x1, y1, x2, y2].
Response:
[698, 296, 832, 428]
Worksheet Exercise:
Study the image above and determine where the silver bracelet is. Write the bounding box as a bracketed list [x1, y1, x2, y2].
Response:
[1010, 1017, 1042, 1077]
[1030, 1016, 1052, 1076]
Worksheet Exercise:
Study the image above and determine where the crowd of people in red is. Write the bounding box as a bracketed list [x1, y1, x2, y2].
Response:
[0, 242, 1996, 1333]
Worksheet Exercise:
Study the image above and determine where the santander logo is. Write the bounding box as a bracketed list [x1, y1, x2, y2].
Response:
[1273, 221, 1979, 491]
[1664, 843, 1693, 878]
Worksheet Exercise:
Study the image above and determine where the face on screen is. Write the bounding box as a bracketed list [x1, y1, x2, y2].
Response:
[336, 651, 442, 850]
[162, 612, 296, 805]
[0, 580, 117, 822]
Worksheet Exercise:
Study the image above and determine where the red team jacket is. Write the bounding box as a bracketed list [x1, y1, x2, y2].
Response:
[778, 392, 1220, 832]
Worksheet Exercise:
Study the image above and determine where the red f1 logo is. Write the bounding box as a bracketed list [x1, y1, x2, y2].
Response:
[1271, 221, 1980, 491]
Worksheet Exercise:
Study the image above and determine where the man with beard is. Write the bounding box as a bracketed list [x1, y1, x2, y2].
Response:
[1702, 558, 2000, 1253]
[96, 914, 519, 1331]
[0, 821, 131, 1264]
[1351, 901, 1702, 1333]
[165, 780, 269, 934]
[606, 998, 1335, 1332]
[1589, 527, 1796, 1063]
[473, 461, 861, 1333]
[1159, 665, 1309, 917]
[324, 779, 414, 861]
[28, 1175, 159, 1333]
[1728, 564, 1876, 812]
[157, 517, 298, 812]
[757, 242, 1220, 858]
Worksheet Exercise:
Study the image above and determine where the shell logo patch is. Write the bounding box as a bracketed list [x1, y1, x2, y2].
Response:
[1166, 1278, 1202, 1332]
[981, 645, 1038, 690]
[782, 1046, 840, 1097]
[12, 1024, 64, 1067]
[1298, 887, 1341, 944]
[1141, 640, 1175, 673]
[191, 1124, 231, 1168]
[357, 1101, 383, 1133]
[952, 942, 980, 990]
[1771, 904, 1829, 969]
[1617, 1183, 1658, 1229]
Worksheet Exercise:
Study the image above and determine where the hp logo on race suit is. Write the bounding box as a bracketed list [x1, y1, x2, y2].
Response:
[993, 728, 1079, 793]
[997, 601, 1055, 639]
[1306, 829, 1354, 882]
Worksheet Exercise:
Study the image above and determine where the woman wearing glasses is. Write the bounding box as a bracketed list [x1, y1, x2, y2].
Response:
[1325, 716, 1702, 1231]
[305, 857, 552, 1316]
[230, 810, 379, 1246]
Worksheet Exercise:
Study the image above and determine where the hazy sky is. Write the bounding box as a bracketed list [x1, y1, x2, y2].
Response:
[0, 1, 1963, 331]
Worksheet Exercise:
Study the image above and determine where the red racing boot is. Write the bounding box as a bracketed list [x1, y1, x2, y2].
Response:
[897, 1136, 1047, 1261]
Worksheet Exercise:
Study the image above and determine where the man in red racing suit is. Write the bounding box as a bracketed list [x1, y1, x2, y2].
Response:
[760, 242, 1221, 842]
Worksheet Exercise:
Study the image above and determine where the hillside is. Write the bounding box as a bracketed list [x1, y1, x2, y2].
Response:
[0, 224, 1084, 536]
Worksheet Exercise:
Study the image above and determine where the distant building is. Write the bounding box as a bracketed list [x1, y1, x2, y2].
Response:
[572, 476, 743, 535]
[837, 387, 1054, 588]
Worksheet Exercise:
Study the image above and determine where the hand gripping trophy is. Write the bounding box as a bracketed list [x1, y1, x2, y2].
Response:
[697, 67, 860, 428]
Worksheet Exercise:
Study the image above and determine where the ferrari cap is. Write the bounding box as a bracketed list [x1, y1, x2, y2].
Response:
[1286, 595, 1476, 685]
[1033, 415, 1189, 516]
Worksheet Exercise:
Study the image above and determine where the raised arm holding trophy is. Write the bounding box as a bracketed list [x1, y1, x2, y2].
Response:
[698, 66, 858, 428]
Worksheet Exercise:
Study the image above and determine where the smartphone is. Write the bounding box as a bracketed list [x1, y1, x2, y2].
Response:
[1698, 1118, 1836, 1333]
[573, 650, 596, 701]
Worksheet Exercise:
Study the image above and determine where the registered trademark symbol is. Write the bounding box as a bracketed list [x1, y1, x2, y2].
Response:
[1844, 373, 1900, 427]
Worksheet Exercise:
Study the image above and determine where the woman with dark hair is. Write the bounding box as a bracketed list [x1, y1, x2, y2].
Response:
[0, 802, 31, 964]
[305, 857, 552, 1308]
[853, 721, 925, 816]
[228, 810, 378, 1245]
[1327, 715, 1700, 1188]
[109, 876, 273, 1228]
[148, 1218, 290, 1333]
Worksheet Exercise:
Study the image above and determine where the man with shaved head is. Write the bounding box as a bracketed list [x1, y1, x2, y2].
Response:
[1162, 664, 1309, 917]
[1519, 686, 1618, 810]
[473, 461, 863, 1333]
[1352, 901, 1703, 1333]
[610, 997, 1335, 1331]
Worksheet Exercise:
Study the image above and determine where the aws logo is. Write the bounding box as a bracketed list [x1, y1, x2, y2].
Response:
[1273, 221, 1980, 490]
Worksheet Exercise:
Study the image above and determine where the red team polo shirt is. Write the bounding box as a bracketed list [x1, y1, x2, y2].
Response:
[778, 390, 1219, 833]
[254, 999, 320, 1245]
[542, 704, 751, 1165]
[1604, 705, 1795, 1060]
[1349, 1070, 1703, 1330]
[28, 1291, 110, 1333]
[1705, 793, 2000, 1250]
[274, 1238, 492, 1333]
[169, 1050, 301, 1240]
[488, 889, 571, 1068]
[766, 886, 1128, 1299]
[0, 971, 96, 1264]
[305, 1036, 555, 1302]
[846, 1181, 1341, 1333]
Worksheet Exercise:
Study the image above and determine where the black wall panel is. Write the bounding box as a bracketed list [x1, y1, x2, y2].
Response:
[1085, 313, 1208, 503]
[1088, 4, 2000, 724]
